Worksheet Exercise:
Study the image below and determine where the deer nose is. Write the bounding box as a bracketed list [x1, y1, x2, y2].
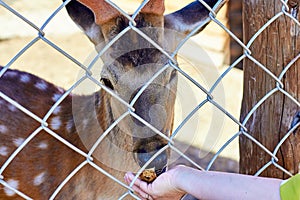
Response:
[136, 148, 168, 173]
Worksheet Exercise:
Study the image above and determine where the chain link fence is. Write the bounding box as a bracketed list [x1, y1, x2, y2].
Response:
[0, 0, 299, 199]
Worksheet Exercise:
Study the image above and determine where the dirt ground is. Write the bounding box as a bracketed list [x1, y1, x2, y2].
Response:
[0, 0, 243, 164]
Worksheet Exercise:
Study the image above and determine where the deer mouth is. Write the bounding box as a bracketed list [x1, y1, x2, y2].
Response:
[155, 165, 167, 176]
[133, 145, 168, 182]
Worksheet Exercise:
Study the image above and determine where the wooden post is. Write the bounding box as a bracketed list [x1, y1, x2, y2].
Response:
[240, 0, 300, 178]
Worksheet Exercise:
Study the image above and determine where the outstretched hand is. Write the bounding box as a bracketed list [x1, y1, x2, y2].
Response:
[124, 166, 185, 200]
[125, 165, 283, 200]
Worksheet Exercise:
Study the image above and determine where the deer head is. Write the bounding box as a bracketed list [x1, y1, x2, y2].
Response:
[64, 0, 225, 174]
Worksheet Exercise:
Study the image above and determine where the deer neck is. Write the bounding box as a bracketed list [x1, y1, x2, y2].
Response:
[57, 90, 138, 172]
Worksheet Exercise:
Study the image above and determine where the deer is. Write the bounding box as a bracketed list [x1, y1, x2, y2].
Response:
[0, 0, 225, 199]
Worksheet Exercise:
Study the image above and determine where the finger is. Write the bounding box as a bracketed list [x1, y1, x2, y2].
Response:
[139, 192, 153, 200]
[124, 172, 139, 186]
[125, 172, 148, 190]
[124, 173, 132, 185]
[130, 184, 154, 200]
[125, 172, 136, 182]
[134, 178, 156, 199]
[125, 172, 142, 187]
[134, 192, 149, 200]
[148, 194, 154, 200]
[137, 179, 152, 193]
[125, 173, 150, 198]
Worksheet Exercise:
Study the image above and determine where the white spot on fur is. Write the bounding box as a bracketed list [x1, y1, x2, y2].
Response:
[0, 125, 8, 134]
[8, 104, 17, 112]
[57, 87, 64, 93]
[52, 93, 62, 102]
[53, 106, 61, 115]
[0, 146, 8, 156]
[35, 80, 48, 91]
[13, 138, 24, 147]
[20, 74, 30, 83]
[4, 71, 18, 78]
[66, 120, 74, 133]
[4, 179, 19, 196]
[50, 116, 62, 130]
[33, 172, 46, 186]
[38, 142, 48, 149]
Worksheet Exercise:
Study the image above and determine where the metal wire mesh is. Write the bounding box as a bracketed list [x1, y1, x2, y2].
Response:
[0, 0, 299, 199]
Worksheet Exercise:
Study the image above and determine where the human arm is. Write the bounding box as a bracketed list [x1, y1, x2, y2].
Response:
[124, 165, 282, 200]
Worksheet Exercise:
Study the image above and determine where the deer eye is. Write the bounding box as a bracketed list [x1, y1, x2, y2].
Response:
[100, 78, 114, 90]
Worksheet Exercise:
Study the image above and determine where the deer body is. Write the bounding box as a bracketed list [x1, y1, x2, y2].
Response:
[0, 67, 138, 199]
[0, 0, 225, 199]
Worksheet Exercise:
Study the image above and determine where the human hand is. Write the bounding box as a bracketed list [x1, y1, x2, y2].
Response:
[124, 166, 186, 200]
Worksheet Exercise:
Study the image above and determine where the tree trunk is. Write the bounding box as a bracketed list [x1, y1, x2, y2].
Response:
[240, 0, 300, 179]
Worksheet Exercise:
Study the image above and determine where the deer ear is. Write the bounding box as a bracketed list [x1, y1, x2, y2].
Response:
[164, 0, 226, 35]
[65, 0, 104, 46]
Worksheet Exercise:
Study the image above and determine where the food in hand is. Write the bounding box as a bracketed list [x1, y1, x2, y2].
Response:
[139, 169, 157, 183]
